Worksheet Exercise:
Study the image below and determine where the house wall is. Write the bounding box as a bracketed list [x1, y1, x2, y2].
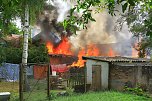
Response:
[86, 59, 152, 92]
[109, 64, 152, 92]
[86, 60, 109, 89]
[109, 65, 136, 90]
[141, 67, 152, 92]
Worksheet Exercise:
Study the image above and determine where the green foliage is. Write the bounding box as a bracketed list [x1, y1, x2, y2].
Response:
[0, 0, 21, 35]
[53, 91, 151, 101]
[0, 22, 21, 36]
[124, 84, 149, 98]
[63, 0, 141, 34]
[28, 44, 49, 63]
[65, 87, 74, 96]
[0, 46, 6, 64]
[122, 1, 152, 51]
[4, 47, 22, 64]
[8, 23, 21, 35]
[27, 0, 46, 25]
[49, 92, 57, 100]
[0, 44, 49, 64]
[0, 0, 46, 35]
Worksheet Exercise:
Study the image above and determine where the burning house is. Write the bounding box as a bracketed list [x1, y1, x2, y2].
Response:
[83, 56, 152, 92]
[30, 0, 149, 91]
[31, 0, 140, 69]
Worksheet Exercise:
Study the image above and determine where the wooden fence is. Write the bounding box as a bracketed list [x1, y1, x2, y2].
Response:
[67, 67, 85, 88]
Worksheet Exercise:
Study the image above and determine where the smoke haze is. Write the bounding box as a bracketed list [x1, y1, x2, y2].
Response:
[37, 0, 138, 57]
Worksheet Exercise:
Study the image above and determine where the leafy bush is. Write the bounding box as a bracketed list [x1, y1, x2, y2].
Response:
[65, 87, 74, 96]
[124, 84, 149, 98]
[0, 46, 6, 64]
[49, 92, 57, 100]
[8, 23, 21, 35]
[0, 44, 49, 64]
[28, 44, 49, 63]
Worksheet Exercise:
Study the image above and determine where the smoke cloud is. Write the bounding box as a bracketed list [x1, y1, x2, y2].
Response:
[35, 1, 137, 57]
[50, 0, 71, 22]
[69, 9, 136, 56]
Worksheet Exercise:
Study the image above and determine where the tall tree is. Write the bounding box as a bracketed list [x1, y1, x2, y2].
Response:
[20, 0, 46, 91]
[1, 0, 47, 91]
[0, 0, 20, 35]
[116, 1, 152, 57]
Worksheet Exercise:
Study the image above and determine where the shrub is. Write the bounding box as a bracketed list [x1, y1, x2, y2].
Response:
[124, 84, 150, 98]
[65, 87, 74, 96]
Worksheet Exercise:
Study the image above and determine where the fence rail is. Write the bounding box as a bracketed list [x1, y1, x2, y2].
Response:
[67, 74, 85, 87]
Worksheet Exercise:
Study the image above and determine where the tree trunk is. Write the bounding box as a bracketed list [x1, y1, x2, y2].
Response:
[22, 4, 30, 91]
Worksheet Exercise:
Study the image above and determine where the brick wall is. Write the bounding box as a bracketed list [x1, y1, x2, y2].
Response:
[109, 64, 136, 90]
[109, 63, 152, 92]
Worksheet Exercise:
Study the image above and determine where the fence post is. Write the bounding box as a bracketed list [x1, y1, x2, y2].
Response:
[19, 64, 23, 101]
[47, 64, 50, 99]
[84, 62, 87, 93]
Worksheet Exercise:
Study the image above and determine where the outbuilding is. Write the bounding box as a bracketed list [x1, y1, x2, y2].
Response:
[83, 56, 152, 92]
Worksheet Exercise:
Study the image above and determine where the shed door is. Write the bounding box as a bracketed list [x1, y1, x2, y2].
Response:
[92, 65, 101, 90]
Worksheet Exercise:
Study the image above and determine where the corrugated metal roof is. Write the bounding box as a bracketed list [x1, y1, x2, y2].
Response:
[113, 63, 152, 67]
[82, 56, 151, 62]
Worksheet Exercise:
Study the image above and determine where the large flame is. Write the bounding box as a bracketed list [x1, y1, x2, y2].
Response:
[46, 37, 138, 67]
[46, 37, 73, 55]
[72, 45, 100, 67]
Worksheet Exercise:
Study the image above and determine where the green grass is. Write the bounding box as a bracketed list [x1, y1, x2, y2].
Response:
[23, 91, 49, 101]
[0, 82, 19, 93]
[53, 91, 152, 101]
[1, 82, 152, 101]
[0, 82, 19, 101]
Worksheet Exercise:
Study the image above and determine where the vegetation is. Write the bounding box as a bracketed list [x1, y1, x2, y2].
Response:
[124, 84, 150, 98]
[1, 81, 151, 101]
[0, 44, 49, 64]
[0, 82, 19, 101]
[52, 91, 151, 101]
[0, 0, 46, 35]
[63, 0, 152, 57]
[63, 0, 140, 32]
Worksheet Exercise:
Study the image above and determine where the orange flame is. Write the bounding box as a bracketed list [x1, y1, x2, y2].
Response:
[46, 37, 138, 67]
[108, 48, 116, 57]
[46, 37, 73, 55]
[72, 45, 100, 67]
[132, 47, 138, 57]
[132, 42, 138, 57]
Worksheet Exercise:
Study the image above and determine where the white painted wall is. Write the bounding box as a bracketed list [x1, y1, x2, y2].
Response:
[86, 59, 109, 89]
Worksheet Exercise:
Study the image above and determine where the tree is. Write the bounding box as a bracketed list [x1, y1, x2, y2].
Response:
[0, 44, 49, 64]
[63, 0, 141, 33]
[1, 0, 47, 91]
[63, 0, 152, 57]
[117, 1, 152, 57]
[0, 0, 20, 35]
[19, 0, 46, 91]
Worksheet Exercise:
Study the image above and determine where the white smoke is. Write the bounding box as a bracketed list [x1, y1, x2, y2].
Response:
[49, 0, 71, 22]
[71, 9, 138, 56]
[46, 1, 137, 56]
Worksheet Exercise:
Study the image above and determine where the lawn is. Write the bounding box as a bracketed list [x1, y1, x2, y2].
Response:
[0, 81, 19, 101]
[0, 82, 152, 101]
[53, 91, 152, 101]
